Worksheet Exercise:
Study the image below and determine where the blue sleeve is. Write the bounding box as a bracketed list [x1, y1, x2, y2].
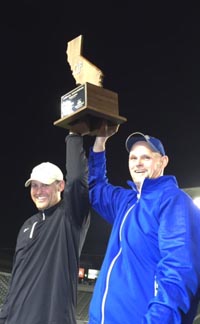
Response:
[88, 148, 137, 224]
[144, 191, 200, 323]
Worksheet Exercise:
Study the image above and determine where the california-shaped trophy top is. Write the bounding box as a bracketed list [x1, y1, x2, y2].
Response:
[66, 34, 104, 87]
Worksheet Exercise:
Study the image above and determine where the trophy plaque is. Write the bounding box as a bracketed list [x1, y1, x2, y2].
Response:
[54, 35, 127, 134]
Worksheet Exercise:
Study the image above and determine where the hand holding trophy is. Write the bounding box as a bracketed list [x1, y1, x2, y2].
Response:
[54, 35, 127, 135]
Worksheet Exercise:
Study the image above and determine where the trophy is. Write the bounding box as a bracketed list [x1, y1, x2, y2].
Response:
[54, 35, 127, 134]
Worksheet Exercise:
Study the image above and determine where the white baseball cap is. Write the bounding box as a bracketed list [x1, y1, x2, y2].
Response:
[25, 162, 64, 187]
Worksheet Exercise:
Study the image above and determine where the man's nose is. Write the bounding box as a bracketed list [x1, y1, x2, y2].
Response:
[136, 158, 143, 166]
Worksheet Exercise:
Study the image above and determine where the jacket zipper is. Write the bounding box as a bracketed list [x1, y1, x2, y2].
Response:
[100, 202, 137, 324]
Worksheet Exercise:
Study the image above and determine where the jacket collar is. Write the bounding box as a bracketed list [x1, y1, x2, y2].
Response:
[127, 175, 178, 193]
[39, 199, 63, 217]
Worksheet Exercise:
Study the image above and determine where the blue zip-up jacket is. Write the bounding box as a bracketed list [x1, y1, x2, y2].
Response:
[88, 149, 200, 324]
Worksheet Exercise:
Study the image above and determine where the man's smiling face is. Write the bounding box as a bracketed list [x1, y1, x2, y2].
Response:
[30, 180, 65, 210]
[128, 141, 168, 190]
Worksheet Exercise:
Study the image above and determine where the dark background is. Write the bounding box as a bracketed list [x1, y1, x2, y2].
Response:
[0, 2, 199, 260]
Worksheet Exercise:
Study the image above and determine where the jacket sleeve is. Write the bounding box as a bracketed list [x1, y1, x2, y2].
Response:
[64, 133, 90, 227]
[143, 190, 200, 323]
[88, 148, 138, 224]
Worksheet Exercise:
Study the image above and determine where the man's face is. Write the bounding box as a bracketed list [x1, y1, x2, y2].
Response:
[128, 141, 168, 189]
[30, 180, 64, 210]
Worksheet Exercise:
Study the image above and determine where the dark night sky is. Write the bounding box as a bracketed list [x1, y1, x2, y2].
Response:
[0, 1, 200, 257]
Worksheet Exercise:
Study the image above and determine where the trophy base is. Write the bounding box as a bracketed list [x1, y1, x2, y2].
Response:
[54, 82, 127, 135]
[54, 108, 127, 135]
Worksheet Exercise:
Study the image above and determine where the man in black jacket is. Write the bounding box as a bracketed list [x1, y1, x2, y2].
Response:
[0, 132, 90, 324]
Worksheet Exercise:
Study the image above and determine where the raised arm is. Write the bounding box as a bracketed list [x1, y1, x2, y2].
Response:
[64, 132, 89, 226]
[93, 121, 119, 152]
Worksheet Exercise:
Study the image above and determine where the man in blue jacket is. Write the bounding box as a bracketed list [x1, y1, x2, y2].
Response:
[0, 132, 90, 324]
[88, 122, 200, 324]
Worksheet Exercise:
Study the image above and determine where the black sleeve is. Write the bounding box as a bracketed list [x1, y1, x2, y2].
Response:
[64, 133, 90, 227]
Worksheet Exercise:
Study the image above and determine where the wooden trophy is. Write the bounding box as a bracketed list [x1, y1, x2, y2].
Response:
[54, 35, 127, 135]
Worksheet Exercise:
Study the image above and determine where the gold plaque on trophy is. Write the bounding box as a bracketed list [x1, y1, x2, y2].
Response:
[54, 35, 127, 134]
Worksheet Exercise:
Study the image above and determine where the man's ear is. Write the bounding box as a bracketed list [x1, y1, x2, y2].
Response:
[161, 155, 169, 168]
[58, 180, 65, 192]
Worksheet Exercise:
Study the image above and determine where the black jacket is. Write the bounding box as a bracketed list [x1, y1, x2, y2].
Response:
[0, 134, 90, 324]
